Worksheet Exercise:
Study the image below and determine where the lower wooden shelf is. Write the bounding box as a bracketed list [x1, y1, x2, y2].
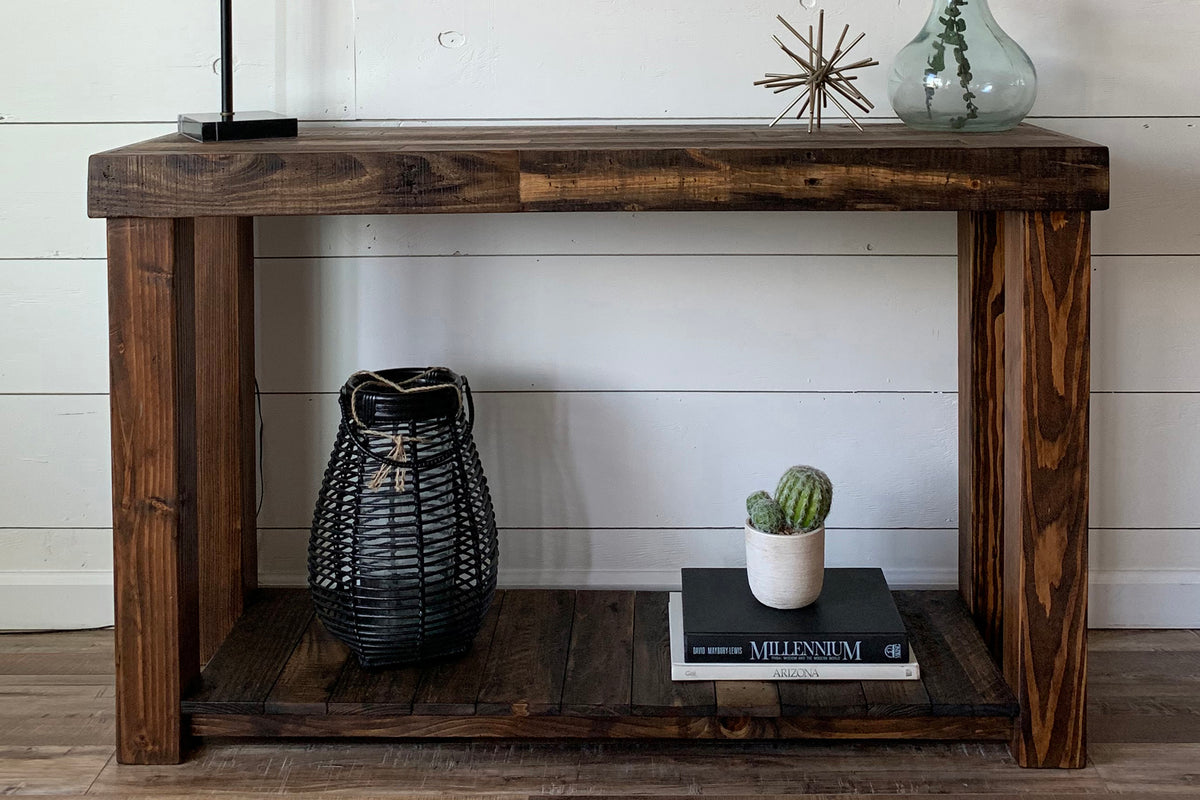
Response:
[184, 588, 1017, 741]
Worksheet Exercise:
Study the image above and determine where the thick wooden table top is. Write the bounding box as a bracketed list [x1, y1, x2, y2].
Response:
[88, 123, 1108, 218]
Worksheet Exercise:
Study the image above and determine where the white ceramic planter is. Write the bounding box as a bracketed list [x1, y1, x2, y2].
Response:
[744, 522, 825, 609]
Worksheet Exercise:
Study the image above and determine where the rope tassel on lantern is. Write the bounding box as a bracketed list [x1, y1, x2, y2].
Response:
[346, 370, 443, 493]
[360, 429, 423, 493]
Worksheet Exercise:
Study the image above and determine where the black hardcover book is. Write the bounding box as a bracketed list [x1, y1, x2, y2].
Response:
[681, 568, 908, 663]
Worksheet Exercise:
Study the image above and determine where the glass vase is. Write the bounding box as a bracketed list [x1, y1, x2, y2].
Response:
[888, 0, 1036, 132]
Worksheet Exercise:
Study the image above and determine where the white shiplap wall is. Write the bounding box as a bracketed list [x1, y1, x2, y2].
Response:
[2, 0, 1198, 629]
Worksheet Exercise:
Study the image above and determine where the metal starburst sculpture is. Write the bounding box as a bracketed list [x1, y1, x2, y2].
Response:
[756, 10, 878, 132]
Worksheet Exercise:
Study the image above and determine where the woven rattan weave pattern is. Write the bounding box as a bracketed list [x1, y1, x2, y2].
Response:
[309, 368, 498, 668]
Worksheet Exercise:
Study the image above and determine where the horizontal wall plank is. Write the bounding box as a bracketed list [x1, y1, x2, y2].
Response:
[0, 0, 354, 123]
[2, 252, 1197, 396]
[0, 123, 171, 260]
[354, 0, 1200, 120]
[1051, 118, 1200, 258]
[0, 530, 111, 573]
[260, 391, 1200, 531]
[1092, 256, 1200, 392]
[259, 527, 960, 589]
[0, 260, 108, 394]
[1091, 393, 1200, 530]
[256, 254, 958, 394]
[1091, 530, 1200, 573]
[258, 391, 960, 531]
[262, 527, 1200, 590]
[257, 211, 956, 259]
[4, 393, 1200, 532]
[257, 253, 1200, 395]
[0, 396, 111, 528]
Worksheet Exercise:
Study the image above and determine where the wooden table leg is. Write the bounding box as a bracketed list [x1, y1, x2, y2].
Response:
[108, 218, 200, 764]
[1002, 210, 1090, 769]
[194, 218, 258, 663]
[958, 211, 1006, 662]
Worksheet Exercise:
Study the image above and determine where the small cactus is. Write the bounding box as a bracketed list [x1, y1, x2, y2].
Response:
[747, 493, 785, 535]
[746, 490, 771, 514]
[745, 465, 833, 535]
[776, 465, 833, 532]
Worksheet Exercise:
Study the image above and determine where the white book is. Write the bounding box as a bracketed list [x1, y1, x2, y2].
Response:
[669, 593, 920, 681]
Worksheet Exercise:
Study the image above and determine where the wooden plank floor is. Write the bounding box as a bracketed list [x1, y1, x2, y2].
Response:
[179, 589, 1017, 740]
[1, 625, 1199, 796]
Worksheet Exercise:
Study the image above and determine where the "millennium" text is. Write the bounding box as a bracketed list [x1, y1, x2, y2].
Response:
[750, 640, 862, 661]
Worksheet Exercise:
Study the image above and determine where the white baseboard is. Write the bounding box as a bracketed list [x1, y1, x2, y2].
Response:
[1088, 570, 1200, 628]
[5, 569, 1198, 630]
[0, 571, 113, 630]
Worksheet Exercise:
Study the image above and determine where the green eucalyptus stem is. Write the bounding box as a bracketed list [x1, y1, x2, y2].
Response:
[925, 0, 980, 128]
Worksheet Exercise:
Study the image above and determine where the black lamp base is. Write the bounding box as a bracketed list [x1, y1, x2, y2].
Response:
[178, 111, 298, 143]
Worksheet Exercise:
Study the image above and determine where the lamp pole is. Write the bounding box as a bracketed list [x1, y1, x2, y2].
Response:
[220, 0, 234, 120]
[178, 0, 297, 142]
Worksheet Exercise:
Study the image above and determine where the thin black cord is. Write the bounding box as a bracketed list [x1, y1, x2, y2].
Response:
[255, 378, 265, 517]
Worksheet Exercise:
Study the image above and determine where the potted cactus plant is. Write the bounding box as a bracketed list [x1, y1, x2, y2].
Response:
[744, 465, 833, 609]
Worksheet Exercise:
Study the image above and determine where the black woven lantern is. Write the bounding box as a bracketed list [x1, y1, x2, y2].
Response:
[309, 368, 498, 668]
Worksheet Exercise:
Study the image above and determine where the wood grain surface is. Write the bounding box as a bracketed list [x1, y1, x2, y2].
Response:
[476, 589, 575, 716]
[90, 149, 521, 218]
[1003, 211, 1092, 769]
[715, 682, 782, 718]
[262, 616, 348, 715]
[777, 681, 869, 718]
[925, 594, 1016, 715]
[87, 124, 1109, 217]
[180, 589, 311, 715]
[958, 210, 1006, 663]
[1089, 637, 1200, 745]
[7, 625, 1198, 793]
[411, 591, 505, 715]
[561, 591, 635, 716]
[193, 217, 257, 664]
[107, 217, 199, 765]
[0, 635, 116, 746]
[861, 676, 932, 719]
[631, 592, 716, 717]
[179, 589, 1016, 739]
[897, 592, 1016, 717]
[90, 123, 1102, 155]
[519, 144, 1106, 213]
[187, 713, 1015, 741]
[326, 656, 424, 716]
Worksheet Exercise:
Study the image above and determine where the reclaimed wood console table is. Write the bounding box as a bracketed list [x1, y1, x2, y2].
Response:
[88, 124, 1108, 768]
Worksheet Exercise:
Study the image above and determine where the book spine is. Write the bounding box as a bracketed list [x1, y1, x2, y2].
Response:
[683, 634, 908, 664]
[672, 660, 920, 681]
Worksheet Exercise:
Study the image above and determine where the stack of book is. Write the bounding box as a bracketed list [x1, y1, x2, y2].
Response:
[670, 567, 919, 681]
